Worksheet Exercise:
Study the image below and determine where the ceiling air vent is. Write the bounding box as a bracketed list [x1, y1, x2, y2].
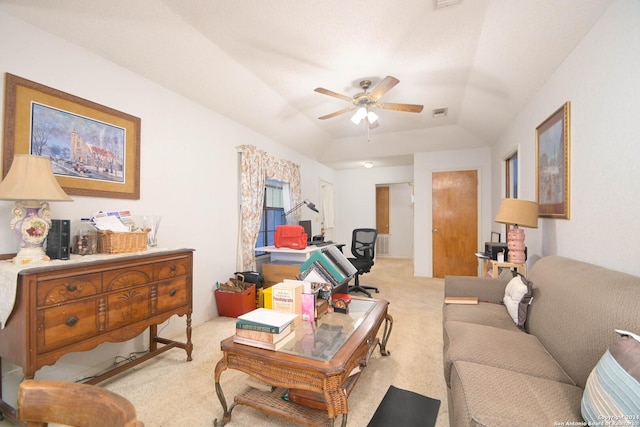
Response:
[435, 0, 461, 9]
[432, 107, 448, 118]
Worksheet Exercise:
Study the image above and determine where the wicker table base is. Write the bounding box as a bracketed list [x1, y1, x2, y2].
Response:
[235, 387, 339, 427]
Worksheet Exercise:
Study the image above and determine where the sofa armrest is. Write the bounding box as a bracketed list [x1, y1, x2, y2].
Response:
[444, 275, 508, 304]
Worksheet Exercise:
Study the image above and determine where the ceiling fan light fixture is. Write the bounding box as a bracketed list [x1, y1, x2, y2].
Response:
[364, 161, 374, 169]
[367, 110, 379, 124]
[351, 107, 367, 125]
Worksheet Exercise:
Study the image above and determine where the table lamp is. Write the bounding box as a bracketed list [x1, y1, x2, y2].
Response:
[494, 198, 538, 264]
[0, 154, 73, 264]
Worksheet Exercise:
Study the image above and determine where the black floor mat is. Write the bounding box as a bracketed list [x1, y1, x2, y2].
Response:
[367, 385, 441, 427]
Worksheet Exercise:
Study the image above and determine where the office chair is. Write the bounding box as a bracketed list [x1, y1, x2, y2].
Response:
[347, 228, 379, 298]
[18, 379, 144, 427]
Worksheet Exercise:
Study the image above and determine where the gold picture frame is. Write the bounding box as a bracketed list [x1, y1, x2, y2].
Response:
[536, 102, 570, 219]
[2, 73, 140, 199]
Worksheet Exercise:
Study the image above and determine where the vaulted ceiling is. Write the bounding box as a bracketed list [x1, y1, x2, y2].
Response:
[0, 0, 612, 169]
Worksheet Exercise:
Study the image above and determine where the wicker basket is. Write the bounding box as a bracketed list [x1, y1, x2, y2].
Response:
[97, 229, 149, 254]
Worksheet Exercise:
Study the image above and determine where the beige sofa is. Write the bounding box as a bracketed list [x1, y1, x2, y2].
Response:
[443, 256, 640, 427]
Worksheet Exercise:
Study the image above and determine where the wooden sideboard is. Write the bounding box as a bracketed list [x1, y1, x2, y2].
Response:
[0, 249, 194, 424]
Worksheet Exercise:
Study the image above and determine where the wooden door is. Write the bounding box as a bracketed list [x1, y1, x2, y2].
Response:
[376, 186, 390, 234]
[432, 170, 478, 277]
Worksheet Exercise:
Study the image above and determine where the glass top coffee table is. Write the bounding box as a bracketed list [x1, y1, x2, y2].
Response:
[214, 297, 392, 427]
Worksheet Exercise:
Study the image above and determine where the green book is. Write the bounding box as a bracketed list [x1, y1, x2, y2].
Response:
[236, 308, 298, 334]
[300, 251, 346, 284]
[235, 320, 287, 334]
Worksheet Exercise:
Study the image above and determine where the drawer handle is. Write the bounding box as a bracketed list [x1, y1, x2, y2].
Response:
[66, 316, 79, 327]
[169, 289, 177, 297]
[65, 284, 78, 292]
[170, 265, 177, 272]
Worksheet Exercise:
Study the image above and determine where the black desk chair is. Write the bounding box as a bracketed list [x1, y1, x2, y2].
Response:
[347, 228, 379, 298]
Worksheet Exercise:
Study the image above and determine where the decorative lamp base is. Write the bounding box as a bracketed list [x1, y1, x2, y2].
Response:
[506, 225, 526, 264]
[13, 247, 51, 265]
[10, 201, 52, 265]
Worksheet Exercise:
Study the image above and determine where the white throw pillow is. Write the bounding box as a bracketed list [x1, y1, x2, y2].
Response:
[503, 275, 529, 324]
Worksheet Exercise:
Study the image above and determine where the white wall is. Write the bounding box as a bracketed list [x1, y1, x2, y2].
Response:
[386, 182, 414, 258]
[0, 11, 333, 383]
[333, 165, 413, 251]
[491, 0, 640, 276]
[414, 147, 492, 277]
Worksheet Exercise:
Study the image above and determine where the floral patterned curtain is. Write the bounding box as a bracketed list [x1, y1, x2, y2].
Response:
[236, 145, 301, 271]
[267, 156, 301, 224]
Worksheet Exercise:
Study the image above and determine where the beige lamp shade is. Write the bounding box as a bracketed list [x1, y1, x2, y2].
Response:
[495, 198, 538, 228]
[0, 154, 72, 202]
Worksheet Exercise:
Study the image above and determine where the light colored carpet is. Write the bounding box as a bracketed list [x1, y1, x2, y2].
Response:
[2, 258, 449, 427]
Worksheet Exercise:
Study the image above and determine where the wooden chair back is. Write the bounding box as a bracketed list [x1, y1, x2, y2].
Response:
[18, 380, 144, 427]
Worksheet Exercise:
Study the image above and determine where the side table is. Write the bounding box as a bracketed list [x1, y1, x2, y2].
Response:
[490, 260, 526, 278]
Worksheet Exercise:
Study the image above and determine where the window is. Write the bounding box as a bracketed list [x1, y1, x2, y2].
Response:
[505, 151, 518, 198]
[256, 179, 285, 253]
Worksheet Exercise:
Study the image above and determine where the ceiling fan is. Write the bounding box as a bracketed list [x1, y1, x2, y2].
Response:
[314, 76, 424, 128]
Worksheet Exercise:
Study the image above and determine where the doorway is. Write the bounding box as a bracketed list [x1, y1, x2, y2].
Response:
[432, 170, 478, 277]
[375, 183, 413, 258]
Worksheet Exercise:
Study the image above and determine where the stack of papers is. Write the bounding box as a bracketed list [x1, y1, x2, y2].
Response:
[92, 210, 135, 232]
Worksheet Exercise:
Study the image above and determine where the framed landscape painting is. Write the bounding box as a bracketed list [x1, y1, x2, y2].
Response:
[2, 73, 141, 199]
[536, 102, 570, 219]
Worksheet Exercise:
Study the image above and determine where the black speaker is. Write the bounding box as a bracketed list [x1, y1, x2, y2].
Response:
[46, 219, 71, 260]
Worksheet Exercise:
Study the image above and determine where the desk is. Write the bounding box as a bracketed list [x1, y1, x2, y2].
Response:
[256, 244, 334, 263]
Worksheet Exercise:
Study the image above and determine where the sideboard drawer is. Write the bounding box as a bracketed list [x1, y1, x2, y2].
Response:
[37, 273, 102, 307]
[103, 265, 154, 291]
[154, 258, 190, 280]
[37, 299, 99, 352]
[156, 278, 189, 314]
[105, 285, 151, 331]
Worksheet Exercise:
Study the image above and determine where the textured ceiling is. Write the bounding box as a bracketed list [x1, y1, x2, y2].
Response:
[0, 0, 612, 169]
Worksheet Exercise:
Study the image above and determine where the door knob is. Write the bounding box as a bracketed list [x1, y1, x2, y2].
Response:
[432, 228, 439, 233]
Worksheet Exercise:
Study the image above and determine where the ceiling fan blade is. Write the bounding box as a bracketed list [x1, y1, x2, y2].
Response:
[314, 87, 353, 103]
[369, 76, 400, 100]
[318, 107, 353, 120]
[379, 102, 424, 113]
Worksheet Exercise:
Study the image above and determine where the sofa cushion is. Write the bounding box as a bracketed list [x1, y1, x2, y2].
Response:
[503, 274, 533, 329]
[450, 361, 584, 427]
[443, 303, 520, 350]
[443, 321, 574, 387]
[581, 330, 640, 423]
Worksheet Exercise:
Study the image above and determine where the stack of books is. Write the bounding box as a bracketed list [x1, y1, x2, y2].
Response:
[233, 308, 299, 351]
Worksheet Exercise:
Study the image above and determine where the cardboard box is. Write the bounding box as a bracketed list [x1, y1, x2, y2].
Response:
[214, 284, 256, 317]
[262, 262, 302, 283]
[270, 280, 303, 314]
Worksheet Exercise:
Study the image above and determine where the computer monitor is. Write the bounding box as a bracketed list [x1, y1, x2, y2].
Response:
[298, 220, 312, 239]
